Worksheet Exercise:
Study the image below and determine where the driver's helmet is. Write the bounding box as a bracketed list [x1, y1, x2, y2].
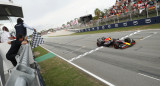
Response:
[102, 37, 106, 40]
[105, 37, 111, 41]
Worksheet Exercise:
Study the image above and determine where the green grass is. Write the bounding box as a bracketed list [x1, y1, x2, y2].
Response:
[39, 57, 106, 86]
[71, 23, 160, 35]
[33, 46, 49, 58]
[33, 46, 106, 86]
[144, 23, 160, 29]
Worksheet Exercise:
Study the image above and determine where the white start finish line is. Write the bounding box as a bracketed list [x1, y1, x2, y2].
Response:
[69, 46, 104, 62]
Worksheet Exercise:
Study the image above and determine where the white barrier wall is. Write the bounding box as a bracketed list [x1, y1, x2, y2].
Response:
[0, 42, 14, 74]
[0, 42, 34, 74]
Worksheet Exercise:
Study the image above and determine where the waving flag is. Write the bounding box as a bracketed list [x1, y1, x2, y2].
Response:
[31, 31, 44, 48]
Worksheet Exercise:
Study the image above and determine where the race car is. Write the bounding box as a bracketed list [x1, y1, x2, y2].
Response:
[97, 37, 136, 49]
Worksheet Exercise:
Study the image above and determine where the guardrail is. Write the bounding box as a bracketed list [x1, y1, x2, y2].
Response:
[4, 44, 44, 86]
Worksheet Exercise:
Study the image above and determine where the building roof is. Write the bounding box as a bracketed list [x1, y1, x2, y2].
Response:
[0, 1, 23, 20]
[80, 14, 92, 18]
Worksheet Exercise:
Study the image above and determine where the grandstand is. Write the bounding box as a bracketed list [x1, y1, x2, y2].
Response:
[69, 0, 160, 30]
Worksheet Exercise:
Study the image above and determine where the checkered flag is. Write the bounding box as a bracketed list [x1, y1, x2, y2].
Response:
[32, 31, 44, 48]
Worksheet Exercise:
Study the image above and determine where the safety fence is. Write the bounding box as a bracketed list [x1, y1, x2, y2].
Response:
[70, 16, 160, 33]
[0, 44, 44, 86]
[68, 4, 160, 30]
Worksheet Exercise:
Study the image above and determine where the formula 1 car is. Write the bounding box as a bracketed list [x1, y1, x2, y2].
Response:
[97, 37, 136, 49]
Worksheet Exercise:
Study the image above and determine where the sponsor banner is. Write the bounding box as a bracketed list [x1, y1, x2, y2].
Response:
[78, 16, 160, 32]
[99, 26, 102, 30]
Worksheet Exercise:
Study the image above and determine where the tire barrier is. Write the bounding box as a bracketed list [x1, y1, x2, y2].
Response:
[77, 16, 160, 33]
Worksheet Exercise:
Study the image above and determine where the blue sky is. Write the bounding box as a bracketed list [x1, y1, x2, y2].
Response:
[0, 0, 116, 33]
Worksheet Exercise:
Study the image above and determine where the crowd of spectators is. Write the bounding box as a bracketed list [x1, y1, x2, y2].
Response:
[106, 0, 160, 18]
[107, 0, 130, 17]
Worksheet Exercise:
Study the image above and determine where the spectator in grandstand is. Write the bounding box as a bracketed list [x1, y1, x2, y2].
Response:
[0, 26, 12, 43]
[6, 34, 28, 66]
[106, 0, 159, 19]
[15, 18, 36, 39]
[148, 0, 155, 6]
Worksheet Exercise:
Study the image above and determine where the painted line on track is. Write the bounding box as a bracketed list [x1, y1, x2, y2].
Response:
[138, 73, 160, 81]
[120, 30, 141, 40]
[140, 32, 157, 40]
[40, 45, 115, 86]
[140, 35, 152, 40]
[69, 46, 104, 62]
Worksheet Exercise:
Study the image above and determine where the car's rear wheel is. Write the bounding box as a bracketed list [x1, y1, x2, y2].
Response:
[97, 42, 101, 47]
[114, 42, 119, 49]
[131, 40, 136, 45]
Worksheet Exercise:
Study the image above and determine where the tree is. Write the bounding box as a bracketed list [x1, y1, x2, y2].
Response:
[100, 11, 105, 18]
[74, 18, 78, 20]
[104, 9, 109, 17]
[62, 24, 65, 28]
[67, 22, 71, 27]
[94, 8, 101, 20]
[78, 18, 81, 23]
[92, 16, 97, 20]
[104, 9, 109, 14]
[70, 20, 73, 26]
[67, 22, 70, 25]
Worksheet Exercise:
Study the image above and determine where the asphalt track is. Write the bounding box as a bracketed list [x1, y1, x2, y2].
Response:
[41, 29, 160, 86]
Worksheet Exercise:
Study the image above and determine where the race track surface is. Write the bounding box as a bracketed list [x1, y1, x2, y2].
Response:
[42, 29, 160, 86]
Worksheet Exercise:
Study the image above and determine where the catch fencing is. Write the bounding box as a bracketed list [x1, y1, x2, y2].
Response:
[71, 16, 160, 33]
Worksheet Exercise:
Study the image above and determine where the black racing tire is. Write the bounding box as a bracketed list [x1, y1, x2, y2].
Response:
[131, 40, 136, 46]
[97, 42, 102, 47]
[124, 38, 131, 43]
[114, 42, 119, 49]
[119, 44, 128, 49]
[105, 44, 110, 47]
[133, 40, 135, 43]
[104, 40, 111, 47]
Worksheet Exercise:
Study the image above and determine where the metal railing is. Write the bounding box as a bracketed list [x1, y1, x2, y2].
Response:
[4, 44, 44, 86]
